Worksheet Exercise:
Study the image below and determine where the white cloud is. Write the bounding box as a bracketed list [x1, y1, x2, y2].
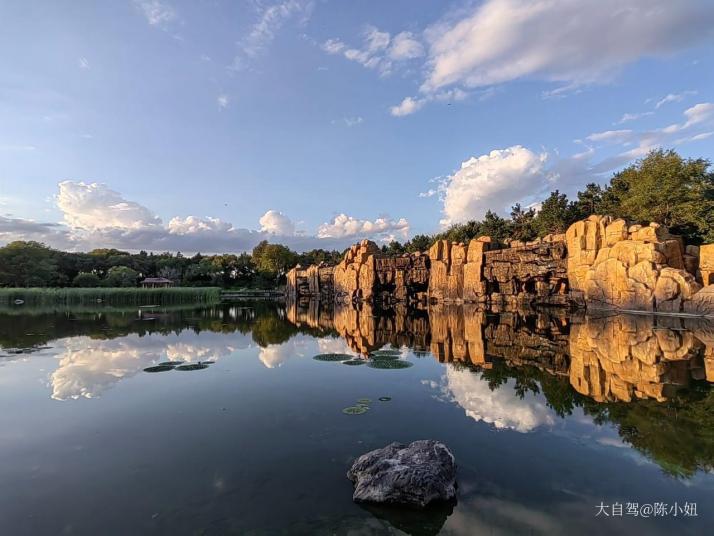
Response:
[317, 213, 409, 241]
[660, 102, 714, 133]
[134, 0, 176, 27]
[390, 96, 425, 117]
[419, 189, 437, 198]
[217, 94, 229, 108]
[438, 368, 556, 433]
[654, 90, 697, 109]
[421, 0, 714, 94]
[585, 129, 634, 144]
[0, 144, 36, 151]
[259, 210, 296, 235]
[439, 146, 549, 226]
[322, 25, 425, 77]
[388, 31, 424, 60]
[234, 0, 314, 66]
[343, 116, 363, 127]
[615, 111, 654, 124]
[57, 181, 161, 231]
[78, 57, 90, 70]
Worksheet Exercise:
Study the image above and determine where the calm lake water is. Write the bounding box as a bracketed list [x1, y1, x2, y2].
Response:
[1, 301, 713, 535]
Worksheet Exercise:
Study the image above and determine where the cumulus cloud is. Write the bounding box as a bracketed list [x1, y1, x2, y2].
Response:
[388, 32, 425, 60]
[3, 181, 409, 253]
[317, 213, 409, 241]
[421, 0, 714, 94]
[437, 367, 556, 433]
[259, 210, 296, 235]
[390, 96, 426, 117]
[660, 102, 714, 133]
[439, 146, 549, 226]
[57, 181, 162, 231]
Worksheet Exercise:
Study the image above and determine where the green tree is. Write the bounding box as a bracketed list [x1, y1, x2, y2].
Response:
[405, 234, 433, 253]
[509, 204, 537, 242]
[0, 241, 58, 287]
[533, 190, 577, 236]
[602, 149, 714, 243]
[72, 272, 102, 287]
[252, 241, 298, 281]
[104, 266, 139, 287]
[573, 183, 605, 219]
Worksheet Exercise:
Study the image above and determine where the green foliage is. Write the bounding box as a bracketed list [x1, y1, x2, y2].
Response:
[0, 241, 58, 287]
[72, 272, 102, 287]
[104, 266, 139, 287]
[532, 190, 579, 236]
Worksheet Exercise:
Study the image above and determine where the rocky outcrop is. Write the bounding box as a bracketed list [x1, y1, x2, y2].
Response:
[565, 215, 707, 313]
[347, 440, 457, 508]
[287, 216, 714, 316]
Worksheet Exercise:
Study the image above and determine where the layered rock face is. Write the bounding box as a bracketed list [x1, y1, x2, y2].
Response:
[565, 215, 711, 313]
[287, 216, 714, 315]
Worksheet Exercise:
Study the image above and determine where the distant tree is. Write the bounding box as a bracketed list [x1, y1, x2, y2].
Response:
[0, 241, 58, 287]
[479, 210, 511, 244]
[405, 234, 433, 253]
[73, 272, 102, 287]
[104, 266, 139, 287]
[382, 240, 406, 256]
[573, 183, 605, 218]
[252, 241, 298, 281]
[509, 204, 537, 242]
[533, 190, 577, 236]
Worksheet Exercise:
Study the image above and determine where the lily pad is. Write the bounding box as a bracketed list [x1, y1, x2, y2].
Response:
[158, 361, 184, 367]
[372, 348, 401, 356]
[342, 406, 369, 415]
[369, 353, 400, 361]
[368, 360, 413, 370]
[175, 363, 209, 371]
[143, 365, 175, 373]
[343, 359, 367, 366]
[357, 398, 372, 405]
[313, 353, 352, 362]
[378, 396, 392, 402]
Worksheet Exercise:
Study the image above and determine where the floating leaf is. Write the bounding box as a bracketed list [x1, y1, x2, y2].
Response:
[372, 349, 401, 356]
[143, 365, 175, 373]
[342, 406, 369, 415]
[175, 363, 209, 371]
[369, 353, 400, 361]
[357, 398, 372, 405]
[158, 361, 184, 367]
[368, 360, 413, 370]
[343, 359, 366, 366]
[313, 353, 352, 362]
[378, 397, 392, 402]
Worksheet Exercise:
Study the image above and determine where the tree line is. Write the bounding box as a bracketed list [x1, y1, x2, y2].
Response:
[0, 149, 712, 288]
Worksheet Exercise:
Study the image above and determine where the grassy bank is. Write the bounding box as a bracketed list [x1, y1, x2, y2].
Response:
[0, 287, 222, 307]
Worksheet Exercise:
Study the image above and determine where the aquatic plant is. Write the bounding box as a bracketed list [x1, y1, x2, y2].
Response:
[175, 363, 209, 371]
[368, 360, 413, 370]
[143, 365, 175, 373]
[378, 397, 392, 402]
[342, 406, 369, 415]
[313, 353, 352, 362]
[357, 398, 372, 405]
[369, 352, 400, 361]
[372, 348, 401, 356]
[158, 361, 185, 367]
[0, 287, 221, 307]
[343, 359, 367, 366]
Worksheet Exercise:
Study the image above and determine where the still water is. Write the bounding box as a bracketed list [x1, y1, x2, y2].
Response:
[0, 302, 712, 535]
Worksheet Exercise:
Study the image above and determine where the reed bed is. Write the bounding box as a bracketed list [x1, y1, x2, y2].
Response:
[0, 287, 222, 307]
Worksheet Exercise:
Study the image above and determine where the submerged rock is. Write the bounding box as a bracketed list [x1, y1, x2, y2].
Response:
[347, 440, 456, 508]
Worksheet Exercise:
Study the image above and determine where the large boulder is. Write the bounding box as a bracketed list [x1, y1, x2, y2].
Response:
[347, 440, 457, 508]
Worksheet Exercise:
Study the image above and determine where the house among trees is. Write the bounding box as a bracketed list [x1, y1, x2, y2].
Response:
[140, 277, 174, 288]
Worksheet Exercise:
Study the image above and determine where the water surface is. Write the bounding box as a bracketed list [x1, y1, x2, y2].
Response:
[0, 302, 712, 535]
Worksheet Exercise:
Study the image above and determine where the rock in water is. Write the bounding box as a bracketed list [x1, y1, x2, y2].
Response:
[347, 440, 456, 508]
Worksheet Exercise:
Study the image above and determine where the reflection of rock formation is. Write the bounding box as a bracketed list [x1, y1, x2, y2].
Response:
[286, 299, 714, 403]
[51, 331, 250, 400]
[569, 315, 712, 402]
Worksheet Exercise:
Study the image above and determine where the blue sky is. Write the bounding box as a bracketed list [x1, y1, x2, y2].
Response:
[1, 0, 713, 253]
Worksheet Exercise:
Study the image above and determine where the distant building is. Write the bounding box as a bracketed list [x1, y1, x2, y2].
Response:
[140, 277, 174, 288]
